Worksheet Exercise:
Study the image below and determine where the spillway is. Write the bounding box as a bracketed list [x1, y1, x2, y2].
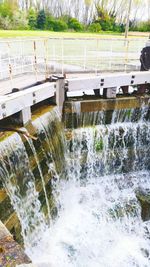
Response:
[0, 105, 150, 267]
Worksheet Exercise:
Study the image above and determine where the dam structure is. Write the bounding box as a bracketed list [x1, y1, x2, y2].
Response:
[0, 38, 150, 266]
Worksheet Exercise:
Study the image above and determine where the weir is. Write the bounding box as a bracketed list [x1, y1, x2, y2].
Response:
[0, 70, 150, 266]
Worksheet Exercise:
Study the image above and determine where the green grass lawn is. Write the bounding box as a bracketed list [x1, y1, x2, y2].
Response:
[0, 30, 122, 38]
[0, 30, 148, 39]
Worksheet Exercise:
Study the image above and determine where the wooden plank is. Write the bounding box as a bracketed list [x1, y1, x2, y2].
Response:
[66, 71, 150, 92]
[65, 96, 150, 113]
[0, 82, 56, 120]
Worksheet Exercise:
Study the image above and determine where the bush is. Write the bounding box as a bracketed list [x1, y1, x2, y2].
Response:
[68, 18, 83, 31]
[112, 23, 125, 33]
[53, 19, 68, 32]
[88, 23, 101, 32]
[99, 19, 113, 31]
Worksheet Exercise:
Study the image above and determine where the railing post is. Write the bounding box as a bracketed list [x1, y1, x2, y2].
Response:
[33, 40, 38, 81]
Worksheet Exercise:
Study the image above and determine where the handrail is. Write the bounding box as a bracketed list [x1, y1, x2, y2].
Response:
[0, 71, 149, 125]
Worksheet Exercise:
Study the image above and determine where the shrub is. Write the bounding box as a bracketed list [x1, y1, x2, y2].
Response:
[88, 23, 101, 32]
[112, 23, 125, 33]
[68, 18, 83, 31]
[99, 19, 113, 31]
[53, 19, 68, 32]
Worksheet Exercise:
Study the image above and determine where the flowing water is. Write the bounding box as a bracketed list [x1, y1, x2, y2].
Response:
[0, 106, 150, 267]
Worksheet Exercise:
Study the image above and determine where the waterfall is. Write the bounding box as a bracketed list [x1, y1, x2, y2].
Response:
[0, 108, 66, 249]
[0, 133, 47, 249]
[0, 105, 150, 267]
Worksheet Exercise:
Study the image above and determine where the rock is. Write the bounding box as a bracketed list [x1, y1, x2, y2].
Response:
[136, 188, 150, 221]
[0, 222, 31, 267]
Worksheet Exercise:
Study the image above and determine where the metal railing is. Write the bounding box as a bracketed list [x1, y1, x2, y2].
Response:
[0, 37, 147, 82]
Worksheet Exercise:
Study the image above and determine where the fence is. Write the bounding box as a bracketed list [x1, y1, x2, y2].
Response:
[0, 37, 147, 82]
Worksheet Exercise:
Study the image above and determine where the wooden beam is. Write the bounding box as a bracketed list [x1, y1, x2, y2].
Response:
[66, 71, 150, 92]
[0, 82, 56, 120]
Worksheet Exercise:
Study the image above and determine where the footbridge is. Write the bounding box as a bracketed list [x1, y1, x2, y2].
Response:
[0, 71, 149, 126]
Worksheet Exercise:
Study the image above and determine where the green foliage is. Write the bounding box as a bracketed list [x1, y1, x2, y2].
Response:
[0, 2, 13, 18]
[94, 6, 115, 31]
[95, 138, 104, 152]
[129, 19, 150, 32]
[137, 21, 150, 32]
[88, 22, 101, 32]
[59, 14, 71, 24]
[0, 1, 149, 33]
[12, 11, 28, 30]
[52, 19, 68, 32]
[28, 9, 37, 30]
[95, 6, 112, 31]
[37, 9, 46, 30]
[0, 14, 11, 29]
[68, 18, 83, 31]
[45, 15, 55, 30]
[92, 6, 126, 32]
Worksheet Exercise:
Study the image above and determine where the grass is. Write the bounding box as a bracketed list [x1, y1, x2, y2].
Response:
[0, 30, 122, 38]
[0, 30, 148, 39]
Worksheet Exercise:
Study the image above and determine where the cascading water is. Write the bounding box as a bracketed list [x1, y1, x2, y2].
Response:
[0, 105, 150, 267]
[0, 133, 47, 249]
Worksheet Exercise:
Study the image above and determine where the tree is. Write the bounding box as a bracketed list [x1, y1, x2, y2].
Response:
[45, 15, 55, 30]
[0, 2, 14, 18]
[37, 9, 46, 29]
[94, 6, 114, 31]
[28, 8, 37, 29]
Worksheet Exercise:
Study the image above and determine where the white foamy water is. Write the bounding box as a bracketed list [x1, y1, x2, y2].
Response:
[27, 171, 150, 267]
[0, 107, 150, 267]
[27, 119, 150, 267]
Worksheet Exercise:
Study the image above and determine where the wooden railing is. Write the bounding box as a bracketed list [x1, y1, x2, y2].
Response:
[0, 71, 149, 125]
